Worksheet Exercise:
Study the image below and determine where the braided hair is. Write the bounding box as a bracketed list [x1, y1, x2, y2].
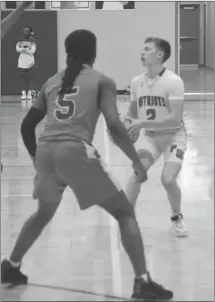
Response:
[60, 29, 96, 94]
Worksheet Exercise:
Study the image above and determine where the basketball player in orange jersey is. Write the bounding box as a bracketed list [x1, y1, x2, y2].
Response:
[1, 1, 32, 173]
[125, 37, 188, 237]
[1, 30, 173, 301]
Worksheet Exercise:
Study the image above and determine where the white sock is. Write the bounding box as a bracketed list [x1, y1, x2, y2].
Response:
[172, 213, 182, 220]
[9, 260, 21, 268]
[22, 90, 26, 96]
[136, 273, 149, 283]
[125, 173, 141, 206]
[140, 273, 149, 282]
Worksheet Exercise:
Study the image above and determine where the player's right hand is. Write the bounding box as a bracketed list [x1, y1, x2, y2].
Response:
[132, 162, 148, 183]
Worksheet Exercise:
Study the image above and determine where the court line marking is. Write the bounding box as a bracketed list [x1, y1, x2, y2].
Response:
[184, 92, 214, 96]
[1, 282, 126, 301]
[102, 116, 122, 298]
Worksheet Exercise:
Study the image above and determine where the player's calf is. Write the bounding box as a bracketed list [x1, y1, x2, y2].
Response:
[161, 162, 188, 237]
[1, 200, 60, 284]
[99, 191, 173, 301]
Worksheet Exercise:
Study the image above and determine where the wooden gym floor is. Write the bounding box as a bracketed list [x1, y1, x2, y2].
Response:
[1, 100, 214, 301]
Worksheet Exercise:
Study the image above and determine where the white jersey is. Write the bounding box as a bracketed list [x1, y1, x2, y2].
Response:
[130, 68, 184, 133]
[16, 40, 36, 69]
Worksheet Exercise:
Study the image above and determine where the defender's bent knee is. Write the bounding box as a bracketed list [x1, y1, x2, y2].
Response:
[99, 190, 135, 221]
[37, 199, 60, 223]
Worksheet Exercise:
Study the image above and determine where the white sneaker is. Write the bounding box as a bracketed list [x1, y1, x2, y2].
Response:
[27, 91, 32, 101]
[27, 91, 32, 106]
[21, 100, 27, 108]
[171, 214, 189, 237]
[21, 91, 26, 100]
[27, 100, 33, 107]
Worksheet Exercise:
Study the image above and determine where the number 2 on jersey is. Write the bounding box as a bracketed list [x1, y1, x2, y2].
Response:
[146, 108, 156, 120]
[54, 87, 79, 121]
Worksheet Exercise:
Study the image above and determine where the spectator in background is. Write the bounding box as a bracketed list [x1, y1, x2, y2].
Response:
[16, 26, 36, 105]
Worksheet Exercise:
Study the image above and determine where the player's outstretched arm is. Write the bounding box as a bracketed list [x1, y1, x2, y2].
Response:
[1, 1, 33, 39]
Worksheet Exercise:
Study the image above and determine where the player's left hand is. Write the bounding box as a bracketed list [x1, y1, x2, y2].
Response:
[127, 119, 142, 138]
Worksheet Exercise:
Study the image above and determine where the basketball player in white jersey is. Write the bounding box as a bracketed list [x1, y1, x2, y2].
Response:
[125, 37, 188, 237]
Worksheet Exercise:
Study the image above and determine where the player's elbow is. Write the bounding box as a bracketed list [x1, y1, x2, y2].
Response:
[31, 45, 36, 54]
[106, 117, 118, 129]
[170, 114, 182, 127]
[106, 116, 122, 133]
[20, 116, 37, 158]
[21, 108, 45, 138]
[29, 48, 36, 55]
[127, 102, 138, 120]
[20, 116, 34, 139]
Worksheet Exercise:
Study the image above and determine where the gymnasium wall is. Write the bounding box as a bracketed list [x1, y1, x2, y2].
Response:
[1, 10, 58, 95]
[205, 2, 214, 70]
[57, 1, 177, 90]
[1, 3, 177, 95]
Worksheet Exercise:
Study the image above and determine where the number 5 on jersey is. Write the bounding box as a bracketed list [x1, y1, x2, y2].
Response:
[54, 87, 79, 121]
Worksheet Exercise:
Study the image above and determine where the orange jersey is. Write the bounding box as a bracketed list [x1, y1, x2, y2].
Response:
[33, 65, 115, 144]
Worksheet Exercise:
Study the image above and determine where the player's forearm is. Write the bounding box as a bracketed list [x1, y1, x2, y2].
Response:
[108, 122, 141, 165]
[1, 2, 30, 39]
[140, 114, 181, 130]
[126, 101, 138, 119]
[21, 107, 45, 157]
[21, 119, 37, 158]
